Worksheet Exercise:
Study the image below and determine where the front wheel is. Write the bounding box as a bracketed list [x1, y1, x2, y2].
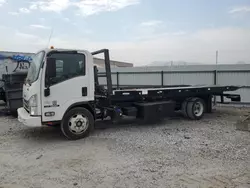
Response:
[61, 107, 94, 140]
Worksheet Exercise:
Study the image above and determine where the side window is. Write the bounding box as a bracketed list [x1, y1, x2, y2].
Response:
[47, 52, 85, 85]
[56, 60, 64, 77]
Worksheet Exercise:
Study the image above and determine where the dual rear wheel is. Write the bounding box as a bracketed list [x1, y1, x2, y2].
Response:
[181, 97, 205, 120]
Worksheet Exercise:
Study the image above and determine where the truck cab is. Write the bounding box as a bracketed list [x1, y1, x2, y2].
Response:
[18, 48, 96, 139]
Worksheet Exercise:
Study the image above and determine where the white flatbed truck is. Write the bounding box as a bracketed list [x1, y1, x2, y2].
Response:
[17, 48, 241, 140]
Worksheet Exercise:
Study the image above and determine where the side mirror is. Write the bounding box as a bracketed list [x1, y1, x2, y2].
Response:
[45, 58, 56, 97]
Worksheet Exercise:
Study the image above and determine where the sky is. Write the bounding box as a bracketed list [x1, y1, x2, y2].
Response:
[0, 0, 250, 66]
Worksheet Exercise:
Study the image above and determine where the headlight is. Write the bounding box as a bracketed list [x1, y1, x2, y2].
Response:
[29, 94, 38, 116]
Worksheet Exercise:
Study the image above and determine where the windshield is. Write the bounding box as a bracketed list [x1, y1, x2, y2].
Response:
[26, 51, 45, 84]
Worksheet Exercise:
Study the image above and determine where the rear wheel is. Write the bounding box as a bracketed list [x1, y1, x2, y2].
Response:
[186, 98, 205, 120]
[181, 97, 192, 118]
[182, 97, 205, 120]
[61, 107, 94, 140]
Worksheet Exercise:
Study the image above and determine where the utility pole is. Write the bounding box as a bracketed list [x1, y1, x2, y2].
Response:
[216, 50, 218, 67]
[214, 50, 218, 106]
[170, 61, 173, 85]
[215, 50, 218, 85]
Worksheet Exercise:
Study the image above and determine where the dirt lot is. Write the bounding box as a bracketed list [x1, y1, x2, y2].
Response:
[0, 106, 249, 188]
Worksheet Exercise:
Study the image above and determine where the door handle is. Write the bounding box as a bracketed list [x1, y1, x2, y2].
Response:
[44, 87, 50, 97]
[82, 87, 87, 96]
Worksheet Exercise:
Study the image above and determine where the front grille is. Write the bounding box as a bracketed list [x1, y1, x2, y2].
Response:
[23, 99, 29, 113]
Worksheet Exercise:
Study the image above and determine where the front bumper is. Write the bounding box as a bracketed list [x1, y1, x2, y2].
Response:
[17, 107, 42, 127]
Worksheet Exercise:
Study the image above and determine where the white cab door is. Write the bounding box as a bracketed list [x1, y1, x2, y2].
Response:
[41, 50, 94, 122]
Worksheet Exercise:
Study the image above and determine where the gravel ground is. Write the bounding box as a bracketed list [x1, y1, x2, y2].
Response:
[0, 106, 249, 188]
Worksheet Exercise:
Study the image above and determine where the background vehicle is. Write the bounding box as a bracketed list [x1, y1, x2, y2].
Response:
[17, 48, 241, 140]
[0, 52, 32, 113]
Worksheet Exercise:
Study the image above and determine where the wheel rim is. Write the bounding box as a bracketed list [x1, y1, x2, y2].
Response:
[193, 101, 204, 116]
[68, 114, 89, 134]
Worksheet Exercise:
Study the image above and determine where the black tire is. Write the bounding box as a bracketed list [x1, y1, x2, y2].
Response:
[10, 110, 18, 117]
[61, 107, 94, 140]
[181, 97, 192, 118]
[186, 98, 205, 120]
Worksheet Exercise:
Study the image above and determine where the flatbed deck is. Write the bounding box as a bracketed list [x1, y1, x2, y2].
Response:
[113, 85, 240, 95]
[93, 49, 242, 130]
[103, 85, 242, 111]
